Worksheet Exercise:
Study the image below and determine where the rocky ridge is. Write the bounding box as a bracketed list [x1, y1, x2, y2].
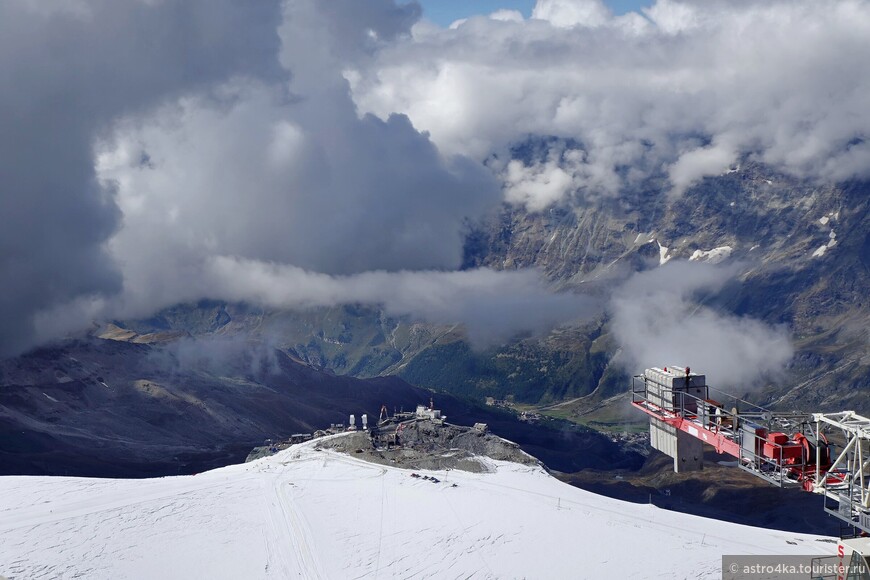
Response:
[312, 420, 538, 473]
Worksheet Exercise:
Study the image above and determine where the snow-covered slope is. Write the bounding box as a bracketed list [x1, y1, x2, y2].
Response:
[0, 435, 834, 579]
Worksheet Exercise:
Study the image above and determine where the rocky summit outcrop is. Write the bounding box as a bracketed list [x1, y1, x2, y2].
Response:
[312, 421, 538, 473]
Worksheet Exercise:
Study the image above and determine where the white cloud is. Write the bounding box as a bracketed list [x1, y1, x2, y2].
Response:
[668, 142, 738, 197]
[610, 262, 794, 388]
[99, 82, 497, 280]
[642, 0, 700, 35]
[350, 0, 870, 208]
[490, 10, 524, 23]
[532, 0, 611, 28]
[494, 139, 628, 209]
[501, 148, 582, 211]
[203, 257, 597, 348]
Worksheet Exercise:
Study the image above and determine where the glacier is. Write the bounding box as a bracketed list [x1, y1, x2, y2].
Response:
[0, 434, 834, 579]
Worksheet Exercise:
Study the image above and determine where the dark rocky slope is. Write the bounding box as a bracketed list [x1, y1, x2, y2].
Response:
[0, 337, 641, 477]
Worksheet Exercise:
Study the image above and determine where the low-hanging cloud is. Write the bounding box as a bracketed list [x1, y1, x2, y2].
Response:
[188, 257, 599, 349]
[610, 261, 794, 388]
[349, 0, 870, 207]
[31, 256, 599, 351]
[149, 333, 284, 379]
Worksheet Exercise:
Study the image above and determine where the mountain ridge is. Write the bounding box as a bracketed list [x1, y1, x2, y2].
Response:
[105, 163, 868, 413]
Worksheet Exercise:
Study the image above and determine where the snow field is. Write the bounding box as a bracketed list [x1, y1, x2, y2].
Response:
[0, 436, 835, 579]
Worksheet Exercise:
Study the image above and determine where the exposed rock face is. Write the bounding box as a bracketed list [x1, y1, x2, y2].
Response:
[460, 165, 869, 409]
[312, 421, 538, 473]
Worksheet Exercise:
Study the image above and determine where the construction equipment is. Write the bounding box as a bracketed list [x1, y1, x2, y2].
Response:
[631, 366, 870, 536]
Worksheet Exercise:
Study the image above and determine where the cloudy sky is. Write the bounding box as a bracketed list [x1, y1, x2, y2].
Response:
[1, 0, 868, 362]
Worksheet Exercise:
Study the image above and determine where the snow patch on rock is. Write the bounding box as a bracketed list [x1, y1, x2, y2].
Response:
[657, 241, 672, 265]
[812, 230, 838, 258]
[689, 246, 733, 264]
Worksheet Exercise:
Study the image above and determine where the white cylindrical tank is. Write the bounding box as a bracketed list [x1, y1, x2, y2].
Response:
[362, 414, 368, 430]
[350, 414, 355, 427]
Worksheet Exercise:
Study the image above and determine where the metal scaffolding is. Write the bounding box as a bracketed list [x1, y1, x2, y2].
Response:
[629, 367, 870, 535]
[813, 411, 870, 533]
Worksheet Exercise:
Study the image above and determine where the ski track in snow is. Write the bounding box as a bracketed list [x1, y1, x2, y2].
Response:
[0, 438, 836, 579]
